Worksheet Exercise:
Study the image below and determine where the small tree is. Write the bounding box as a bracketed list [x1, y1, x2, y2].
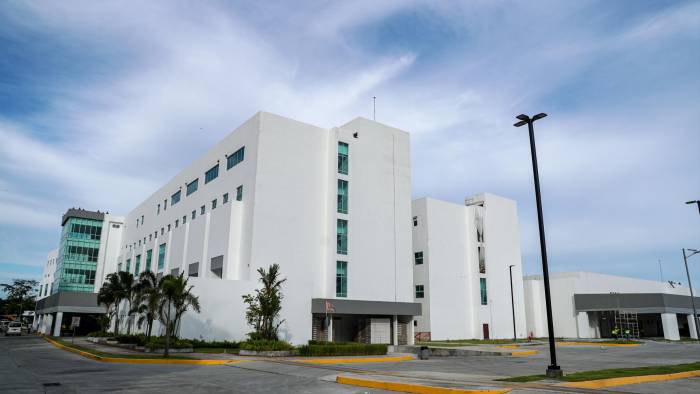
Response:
[242, 264, 286, 340]
[0, 279, 39, 319]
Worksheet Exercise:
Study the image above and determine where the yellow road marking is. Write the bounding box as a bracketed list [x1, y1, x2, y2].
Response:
[560, 369, 700, 388]
[337, 375, 511, 393]
[43, 336, 245, 365]
[510, 350, 538, 356]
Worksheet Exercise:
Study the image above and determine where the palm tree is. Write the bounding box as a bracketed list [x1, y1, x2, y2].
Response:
[98, 271, 134, 335]
[133, 271, 161, 339]
[96, 284, 116, 333]
[158, 273, 200, 357]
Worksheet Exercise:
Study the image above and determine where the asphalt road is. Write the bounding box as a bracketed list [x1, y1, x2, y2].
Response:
[2, 336, 699, 393]
[0, 336, 389, 393]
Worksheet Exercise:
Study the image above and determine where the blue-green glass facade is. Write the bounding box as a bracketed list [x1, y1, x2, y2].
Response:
[52, 217, 103, 293]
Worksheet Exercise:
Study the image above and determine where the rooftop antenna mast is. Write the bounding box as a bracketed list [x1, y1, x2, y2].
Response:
[658, 258, 664, 282]
[373, 96, 376, 120]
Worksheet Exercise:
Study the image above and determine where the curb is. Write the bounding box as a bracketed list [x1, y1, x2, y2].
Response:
[43, 337, 243, 365]
[336, 375, 511, 393]
[296, 355, 414, 364]
[510, 350, 538, 356]
[559, 369, 700, 388]
[557, 341, 640, 347]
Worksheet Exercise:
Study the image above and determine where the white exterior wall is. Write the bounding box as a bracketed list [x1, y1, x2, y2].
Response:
[412, 194, 527, 340]
[112, 112, 413, 344]
[94, 213, 125, 291]
[38, 249, 58, 300]
[524, 271, 694, 338]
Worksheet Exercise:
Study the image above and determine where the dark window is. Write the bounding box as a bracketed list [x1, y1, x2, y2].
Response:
[227, 147, 245, 169]
[171, 190, 181, 205]
[205, 164, 219, 184]
[186, 178, 199, 196]
[415, 285, 424, 299]
[414, 251, 423, 265]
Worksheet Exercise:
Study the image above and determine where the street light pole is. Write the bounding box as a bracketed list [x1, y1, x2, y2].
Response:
[682, 248, 700, 341]
[514, 113, 561, 378]
[509, 264, 517, 342]
[686, 200, 700, 216]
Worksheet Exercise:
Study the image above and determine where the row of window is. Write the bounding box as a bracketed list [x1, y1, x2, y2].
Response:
[128, 187, 244, 252]
[336, 141, 349, 298]
[120, 243, 165, 274]
[151, 146, 245, 220]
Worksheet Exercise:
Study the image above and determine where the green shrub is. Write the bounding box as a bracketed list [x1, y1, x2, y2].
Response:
[113, 334, 147, 346]
[240, 339, 294, 352]
[189, 339, 240, 349]
[297, 342, 387, 356]
[86, 331, 114, 338]
[144, 336, 193, 350]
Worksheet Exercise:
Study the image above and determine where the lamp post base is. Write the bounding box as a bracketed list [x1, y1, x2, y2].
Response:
[546, 365, 563, 379]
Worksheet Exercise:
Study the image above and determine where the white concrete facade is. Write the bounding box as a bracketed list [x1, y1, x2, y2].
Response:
[524, 271, 699, 340]
[113, 111, 415, 344]
[37, 249, 58, 300]
[411, 194, 527, 340]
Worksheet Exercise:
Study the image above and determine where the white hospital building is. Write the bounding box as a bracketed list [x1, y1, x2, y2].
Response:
[107, 112, 420, 345]
[525, 272, 700, 341]
[411, 194, 527, 341]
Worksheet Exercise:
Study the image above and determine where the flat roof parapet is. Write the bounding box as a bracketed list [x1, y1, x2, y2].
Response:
[61, 208, 106, 226]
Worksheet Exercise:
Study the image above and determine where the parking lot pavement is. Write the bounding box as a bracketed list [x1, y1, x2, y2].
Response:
[352, 340, 700, 378]
[0, 336, 394, 393]
[3, 336, 699, 393]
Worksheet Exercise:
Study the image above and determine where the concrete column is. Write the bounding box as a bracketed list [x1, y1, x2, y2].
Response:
[52, 312, 63, 337]
[408, 319, 415, 345]
[688, 314, 698, 340]
[392, 315, 398, 345]
[576, 312, 593, 339]
[327, 316, 333, 342]
[660, 313, 680, 340]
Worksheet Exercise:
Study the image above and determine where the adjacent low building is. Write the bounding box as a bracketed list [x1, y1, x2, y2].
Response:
[524, 271, 700, 341]
[112, 111, 420, 345]
[411, 194, 527, 340]
[34, 208, 124, 336]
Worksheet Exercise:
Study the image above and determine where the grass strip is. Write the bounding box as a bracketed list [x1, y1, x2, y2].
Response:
[194, 347, 239, 354]
[53, 338, 196, 360]
[496, 361, 700, 383]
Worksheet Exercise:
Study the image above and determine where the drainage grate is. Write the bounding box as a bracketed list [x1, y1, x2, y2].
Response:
[43, 383, 61, 387]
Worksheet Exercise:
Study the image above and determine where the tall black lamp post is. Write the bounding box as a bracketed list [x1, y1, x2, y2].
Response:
[509, 264, 517, 342]
[682, 248, 700, 342]
[686, 200, 700, 215]
[514, 113, 562, 378]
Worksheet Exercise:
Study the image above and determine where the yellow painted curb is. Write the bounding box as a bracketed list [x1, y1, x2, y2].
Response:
[560, 369, 700, 389]
[510, 350, 538, 356]
[297, 355, 414, 364]
[337, 376, 511, 394]
[43, 337, 244, 365]
[497, 345, 519, 349]
[557, 341, 639, 347]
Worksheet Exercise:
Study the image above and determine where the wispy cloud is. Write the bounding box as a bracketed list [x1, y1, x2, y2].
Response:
[0, 0, 698, 289]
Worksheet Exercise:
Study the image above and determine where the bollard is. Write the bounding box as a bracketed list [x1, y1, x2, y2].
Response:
[419, 346, 430, 360]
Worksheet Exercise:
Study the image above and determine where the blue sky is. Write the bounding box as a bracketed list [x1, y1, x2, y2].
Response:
[1, 0, 699, 294]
